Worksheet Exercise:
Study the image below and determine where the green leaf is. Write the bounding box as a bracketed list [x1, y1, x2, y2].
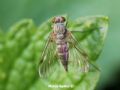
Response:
[0, 16, 108, 90]
[0, 29, 6, 90]
[28, 16, 108, 90]
[3, 20, 37, 90]
[68, 16, 108, 61]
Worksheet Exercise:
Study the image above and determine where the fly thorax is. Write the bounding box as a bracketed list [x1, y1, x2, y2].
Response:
[53, 23, 66, 34]
[56, 34, 64, 39]
[56, 39, 66, 45]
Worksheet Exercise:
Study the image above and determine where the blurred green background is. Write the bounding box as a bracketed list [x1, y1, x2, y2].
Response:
[0, 0, 120, 90]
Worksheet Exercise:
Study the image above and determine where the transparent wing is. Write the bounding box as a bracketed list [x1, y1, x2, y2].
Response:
[68, 32, 89, 73]
[38, 33, 58, 77]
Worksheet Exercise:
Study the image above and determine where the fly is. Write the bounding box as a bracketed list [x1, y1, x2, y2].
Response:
[38, 16, 89, 77]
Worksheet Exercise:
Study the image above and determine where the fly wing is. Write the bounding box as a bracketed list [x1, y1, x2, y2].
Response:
[68, 32, 89, 73]
[38, 33, 58, 77]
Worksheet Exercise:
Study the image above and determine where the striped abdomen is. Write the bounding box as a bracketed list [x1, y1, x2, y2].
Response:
[56, 40, 69, 71]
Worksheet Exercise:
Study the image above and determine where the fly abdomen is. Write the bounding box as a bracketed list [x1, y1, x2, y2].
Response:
[57, 43, 69, 71]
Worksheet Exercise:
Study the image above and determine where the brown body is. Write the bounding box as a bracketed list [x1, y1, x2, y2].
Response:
[52, 16, 69, 71]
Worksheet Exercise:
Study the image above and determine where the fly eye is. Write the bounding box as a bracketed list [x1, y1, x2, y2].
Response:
[52, 17, 55, 23]
[61, 17, 66, 22]
[52, 16, 66, 23]
[52, 17, 60, 23]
